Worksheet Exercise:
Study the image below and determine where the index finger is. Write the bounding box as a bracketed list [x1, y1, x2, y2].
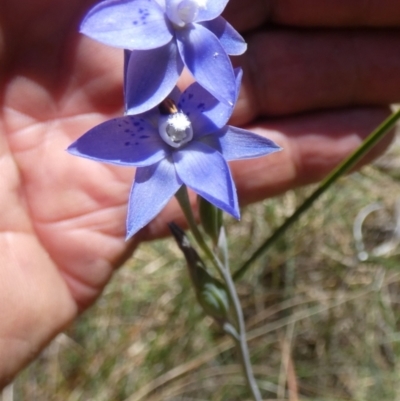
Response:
[224, 0, 400, 32]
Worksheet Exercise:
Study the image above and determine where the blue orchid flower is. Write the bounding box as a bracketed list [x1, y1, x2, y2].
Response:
[80, 0, 246, 114]
[68, 70, 280, 239]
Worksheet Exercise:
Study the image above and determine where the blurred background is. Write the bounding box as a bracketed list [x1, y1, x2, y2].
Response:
[5, 127, 400, 401]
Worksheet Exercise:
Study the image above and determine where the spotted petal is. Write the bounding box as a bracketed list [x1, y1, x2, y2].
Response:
[127, 159, 181, 238]
[176, 23, 236, 107]
[67, 116, 168, 167]
[173, 141, 239, 218]
[178, 68, 242, 138]
[200, 17, 247, 56]
[125, 40, 184, 114]
[80, 0, 173, 50]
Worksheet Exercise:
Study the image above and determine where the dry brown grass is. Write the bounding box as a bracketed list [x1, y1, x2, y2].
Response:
[10, 133, 400, 401]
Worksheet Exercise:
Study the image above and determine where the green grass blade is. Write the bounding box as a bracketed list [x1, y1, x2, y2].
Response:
[233, 109, 400, 281]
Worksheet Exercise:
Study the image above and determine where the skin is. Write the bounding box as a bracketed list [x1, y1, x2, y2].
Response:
[0, 0, 399, 387]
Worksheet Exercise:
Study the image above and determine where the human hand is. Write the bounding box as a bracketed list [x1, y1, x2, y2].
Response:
[0, 0, 398, 388]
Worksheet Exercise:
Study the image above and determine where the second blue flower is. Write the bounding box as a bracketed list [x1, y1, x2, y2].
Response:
[81, 0, 247, 113]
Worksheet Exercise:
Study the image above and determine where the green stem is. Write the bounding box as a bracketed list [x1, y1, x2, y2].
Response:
[175, 186, 216, 265]
[234, 109, 400, 281]
[175, 186, 262, 401]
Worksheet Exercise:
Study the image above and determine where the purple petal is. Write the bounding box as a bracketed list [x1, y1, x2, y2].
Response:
[176, 24, 236, 106]
[125, 40, 184, 114]
[123, 49, 132, 101]
[178, 68, 243, 138]
[194, 0, 229, 22]
[202, 126, 282, 161]
[233, 67, 243, 103]
[173, 141, 239, 218]
[200, 17, 247, 56]
[80, 0, 173, 50]
[67, 116, 168, 167]
[127, 159, 181, 238]
[178, 84, 225, 136]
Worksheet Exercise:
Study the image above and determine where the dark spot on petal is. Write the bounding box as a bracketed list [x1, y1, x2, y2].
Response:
[133, 21, 138, 25]
[125, 142, 130, 146]
[188, 93, 193, 99]
[197, 102, 205, 109]
[131, 133, 135, 137]
[125, 129, 131, 133]
[133, 122, 140, 126]
[135, 142, 139, 145]
[140, 135, 149, 139]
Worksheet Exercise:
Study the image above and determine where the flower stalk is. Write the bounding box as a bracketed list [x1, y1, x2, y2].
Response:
[175, 185, 262, 401]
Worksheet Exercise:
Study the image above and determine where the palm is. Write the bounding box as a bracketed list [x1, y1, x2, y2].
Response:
[1, 0, 142, 316]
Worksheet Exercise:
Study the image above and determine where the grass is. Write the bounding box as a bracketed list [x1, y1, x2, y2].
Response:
[9, 133, 400, 401]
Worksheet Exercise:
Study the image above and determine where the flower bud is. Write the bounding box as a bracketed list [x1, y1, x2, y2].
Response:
[198, 281, 230, 322]
[169, 222, 230, 323]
